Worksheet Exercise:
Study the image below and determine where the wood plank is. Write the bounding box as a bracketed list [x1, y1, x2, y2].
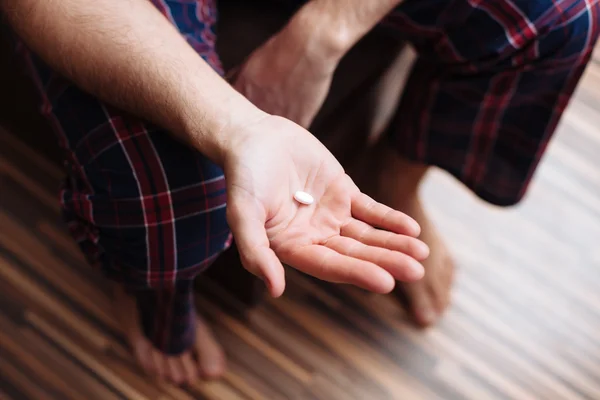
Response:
[19, 328, 122, 400]
[0, 211, 116, 330]
[0, 253, 112, 351]
[0, 355, 56, 400]
[25, 311, 148, 400]
[0, 312, 84, 400]
[1, 24, 600, 400]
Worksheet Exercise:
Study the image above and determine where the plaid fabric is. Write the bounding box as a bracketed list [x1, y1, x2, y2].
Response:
[385, 0, 600, 205]
[19, 0, 227, 355]
[14, 0, 598, 354]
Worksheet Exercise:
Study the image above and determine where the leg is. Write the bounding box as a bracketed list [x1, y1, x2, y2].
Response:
[36, 84, 229, 382]
[16, 0, 229, 384]
[360, 141, 454, 326]
[365, 0, 599, 325]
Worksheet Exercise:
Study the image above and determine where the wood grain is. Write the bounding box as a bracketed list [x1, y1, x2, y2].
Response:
[1, 41, 600, 400]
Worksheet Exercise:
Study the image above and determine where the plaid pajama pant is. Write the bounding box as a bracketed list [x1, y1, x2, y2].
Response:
[17, 0, 599, 354]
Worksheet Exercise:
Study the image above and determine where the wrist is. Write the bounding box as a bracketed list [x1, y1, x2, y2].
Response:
[285, 0, 403, 62]
[177, 84, 266, 167]
[283, 2, 355, 66]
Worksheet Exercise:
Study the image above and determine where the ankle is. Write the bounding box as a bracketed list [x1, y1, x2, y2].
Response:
[370, 147, 427, 194]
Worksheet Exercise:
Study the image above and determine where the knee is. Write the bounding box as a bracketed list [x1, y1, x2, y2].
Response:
[67, 123, 231, 288]
[97, 196, 231, 288]
[170, 204, 232, 273]
[537, 3, 599, 63]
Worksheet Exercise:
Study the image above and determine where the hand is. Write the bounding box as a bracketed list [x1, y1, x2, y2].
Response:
[231, 23, 339, 128]
[223, 115, 429, 297]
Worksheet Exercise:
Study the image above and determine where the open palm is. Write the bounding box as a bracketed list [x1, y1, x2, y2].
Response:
[224, 116, 429, 297]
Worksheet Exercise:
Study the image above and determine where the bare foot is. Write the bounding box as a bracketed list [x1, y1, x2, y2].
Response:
[112, 285, 226, 385]
[355, 145, 455, 327]
[393, 196, 455, 326]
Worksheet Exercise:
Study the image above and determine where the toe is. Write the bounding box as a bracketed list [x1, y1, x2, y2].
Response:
[404, 282, 438, 327]
[444, 257, 456, 287]
[430, 273, 449, 314]
[151, 349, 167, 381]
[434, 257, 456, 313]
[195, 319, 226, 379]
[131, 338, 159, 378]
[133, 342, 154, 376]
[196, 343, 226, 379]
[111, 283, 201, 384]
[166, 357, 186, 385]
[180, 353, 198, 385]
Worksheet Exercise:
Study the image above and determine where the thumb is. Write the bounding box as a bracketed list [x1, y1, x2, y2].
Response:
[226, 202, 286, 298]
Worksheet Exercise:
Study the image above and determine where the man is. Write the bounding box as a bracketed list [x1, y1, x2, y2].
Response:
[2, 0, 597, 386]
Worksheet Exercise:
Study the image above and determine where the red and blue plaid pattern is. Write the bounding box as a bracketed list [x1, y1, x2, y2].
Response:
[14, 0, 599, 354]
[20, 0, 227, 355]
[386, 0, 599, 205]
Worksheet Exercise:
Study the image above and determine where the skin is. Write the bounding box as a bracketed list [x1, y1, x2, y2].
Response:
[234, 0, 405, 129]
[1, 0, 431, 385]
[361, 144, 455, 327]
[234, 1, 455, 328]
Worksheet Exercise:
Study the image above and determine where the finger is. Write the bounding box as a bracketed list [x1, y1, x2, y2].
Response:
[227, 204, 285, 298]
[325, 236, 424, 282]
[166, 357, 185, 385]
[341, 219, 430, 261]
[282, 244, 395, 293]
[351, 192, 420, 237]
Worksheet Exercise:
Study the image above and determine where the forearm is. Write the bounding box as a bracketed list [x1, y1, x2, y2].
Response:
[285, 0, 404, 60]
[1, 0, 263, 164]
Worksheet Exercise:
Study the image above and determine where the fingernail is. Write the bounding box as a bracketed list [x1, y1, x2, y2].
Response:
[408, 261, 425, 281]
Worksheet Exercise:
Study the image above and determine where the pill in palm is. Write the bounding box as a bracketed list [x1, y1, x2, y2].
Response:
[294, 191, 314, 205]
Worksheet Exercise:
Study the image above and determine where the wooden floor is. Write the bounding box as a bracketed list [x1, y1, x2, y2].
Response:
[2, 50, 600, 400]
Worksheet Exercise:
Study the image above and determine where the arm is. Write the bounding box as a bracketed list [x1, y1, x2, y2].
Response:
[2, 0, 426, 307]
[233, 0, 403, 127]
[288, 0, 404, 59]
[0, 0, 264, 165]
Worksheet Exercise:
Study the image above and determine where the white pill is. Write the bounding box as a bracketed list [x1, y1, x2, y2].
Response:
[293, 190, 314, 205]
